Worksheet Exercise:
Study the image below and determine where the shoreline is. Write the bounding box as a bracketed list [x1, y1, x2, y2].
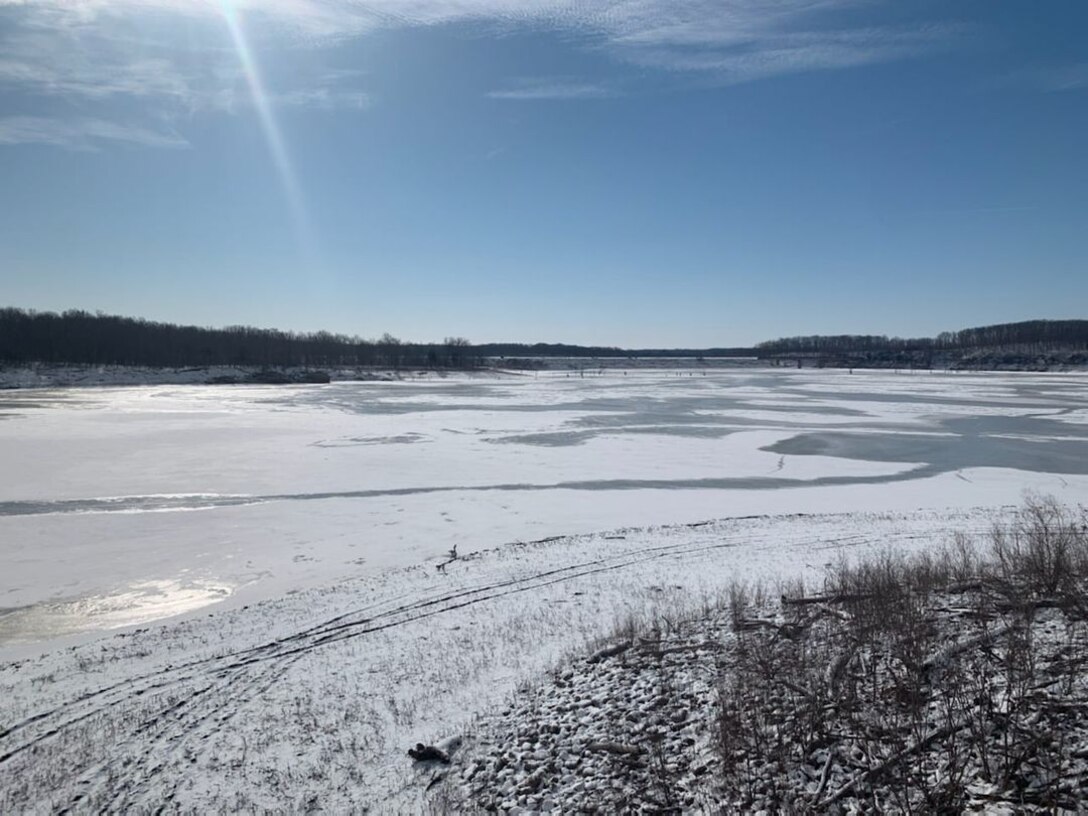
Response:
[3, 361, 1087, 391]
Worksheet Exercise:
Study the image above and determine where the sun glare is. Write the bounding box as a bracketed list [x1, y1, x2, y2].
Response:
[217, 1, 314, 260]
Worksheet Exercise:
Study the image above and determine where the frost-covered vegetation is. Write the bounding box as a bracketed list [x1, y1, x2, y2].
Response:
[715, 496, 1088, 812]
[451, 497, 1088, 813]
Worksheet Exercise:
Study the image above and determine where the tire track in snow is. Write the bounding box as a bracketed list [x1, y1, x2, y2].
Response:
[2, 522, 774, 770]
[0, 515, 992, 810]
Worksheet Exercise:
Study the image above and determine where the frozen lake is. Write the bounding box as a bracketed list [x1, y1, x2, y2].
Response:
[2, 368, 1086, 654]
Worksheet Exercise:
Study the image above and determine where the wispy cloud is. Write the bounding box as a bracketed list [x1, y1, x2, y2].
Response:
[1, 1, 959, 85]
[0, 55, 229, 113]
[625, 24, 961, 84]
[275, 69, 373, 110]
[277, 87, 371, 110]
[0, 0, 959, 148]
[487, 78, 614, 101]
[1006, 63, 1088, 93]
[0, 4, 244, 126]
[0, 1, 372, 148]
[0, 116, 189, 150]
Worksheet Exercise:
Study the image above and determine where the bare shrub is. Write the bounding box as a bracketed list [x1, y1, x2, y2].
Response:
[712, 497, 1088, 812]
[988, 494, 1088, 601]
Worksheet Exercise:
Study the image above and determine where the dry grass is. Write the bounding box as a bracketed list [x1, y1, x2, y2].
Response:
[716, 495, 1088, 813]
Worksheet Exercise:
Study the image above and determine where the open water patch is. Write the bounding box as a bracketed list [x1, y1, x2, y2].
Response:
[0, 466, 941, 518]
[311, 433, 431, 448]
[485, 426, 736, 447]
[0, 579, 233, 645]
[766, 421, 1088, 476]
[0, 578, 232, 648]
[0, 493, 263, 517]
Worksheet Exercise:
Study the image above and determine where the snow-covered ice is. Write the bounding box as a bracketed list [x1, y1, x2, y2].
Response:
[2, 369, 1085, 654]
[0, 368, 1086, 811]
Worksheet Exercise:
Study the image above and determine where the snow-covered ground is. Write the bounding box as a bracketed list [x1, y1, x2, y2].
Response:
[0, 509, 1018, 812]
[0, 369, 1086, 811]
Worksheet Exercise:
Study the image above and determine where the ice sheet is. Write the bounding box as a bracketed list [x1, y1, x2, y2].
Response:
[1, 369, 1086, 651]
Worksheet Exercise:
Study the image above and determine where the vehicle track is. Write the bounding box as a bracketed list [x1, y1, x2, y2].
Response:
[4, 527, 752, 767]
[1, 516, 990, 810]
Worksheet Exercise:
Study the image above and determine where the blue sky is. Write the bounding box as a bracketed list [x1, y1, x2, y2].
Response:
[0, 0, 1084, 346]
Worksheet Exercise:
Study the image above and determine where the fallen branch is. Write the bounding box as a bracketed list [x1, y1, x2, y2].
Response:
[640, 641, 723, 657]
[734, 617, 810, 641]
[921, 623, 1014, 678]
[811, 748, 836, 801]
[587, 741, 643, 756]
[818, 719, 968, 807]
[781, 592, 874, 607]
[733, 617, 780, 633]
[827, 645, 857, 695]
[435, 545, 459, 572]
[588, 641, 631, 663]
[408, 743, 450, 764]
[778, 677, 819, 702]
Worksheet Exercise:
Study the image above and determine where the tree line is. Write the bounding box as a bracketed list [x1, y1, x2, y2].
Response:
[0, 307, 758, 369]
[0, 308, 479, 370]
[474, 343, 755, 359]
[756, 320, 1088, 356]
[2, 308, 1084, 370]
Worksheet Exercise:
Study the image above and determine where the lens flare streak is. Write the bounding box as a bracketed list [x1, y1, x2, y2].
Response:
[218, 1, 313, 257]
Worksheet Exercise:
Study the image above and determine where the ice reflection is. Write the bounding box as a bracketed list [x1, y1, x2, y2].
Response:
[0, 579, 232, 645]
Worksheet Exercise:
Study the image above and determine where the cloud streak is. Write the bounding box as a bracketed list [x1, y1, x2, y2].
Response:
[1006, 63, 1088, 93]
[0, 115, 189, 150]
[487, 79, 614, 100]
[625, 24, 961, 84]
[277, 87, 371, 109]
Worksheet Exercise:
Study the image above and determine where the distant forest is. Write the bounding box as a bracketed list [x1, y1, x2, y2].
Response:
[474, 343, 755, 359]
[0, 307, 1086, 370]
[0, 307, 754, 369]
[0, 308, 478, 369]
[756, 320, 1088, 355]
[755, 320, 1088, 370]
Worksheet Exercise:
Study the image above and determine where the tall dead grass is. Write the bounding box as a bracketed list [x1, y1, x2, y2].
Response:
[715, 496, 1088, 812]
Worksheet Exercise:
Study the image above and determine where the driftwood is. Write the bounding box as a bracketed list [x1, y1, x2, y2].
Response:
[781, 592, 874, 607]
[587, 741, 643, 756]
[811, 749, 835, 801]
[921, 623, 1014, 679]
[733, 617, 780, 633]
[992, 597, 1067, 613]
[734, 616, 810, 641]
[817, 720, 967, 807]
[638, 639, 723, 658]
[827, 645, 857, 696]
[943, 580, 988, 594]
[777, 677, 819, 702]
[408, 743, 450, 764]
[587, 641, 631, 663]
[435, 545, 459, 573]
